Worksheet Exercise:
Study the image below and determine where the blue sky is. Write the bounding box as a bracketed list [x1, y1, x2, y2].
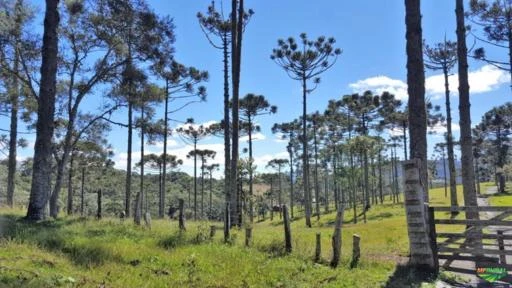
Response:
[4, 0, 511, 177]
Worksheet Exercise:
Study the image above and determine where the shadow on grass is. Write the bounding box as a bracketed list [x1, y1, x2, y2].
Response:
[0, 214, 121, 267]
[383, 264, 437, 288]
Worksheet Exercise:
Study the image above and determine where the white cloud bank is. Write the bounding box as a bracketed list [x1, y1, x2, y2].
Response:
[349, 65, 508, 100]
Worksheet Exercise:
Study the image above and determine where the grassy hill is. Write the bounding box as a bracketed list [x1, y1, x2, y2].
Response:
[0, 184, 491, 288]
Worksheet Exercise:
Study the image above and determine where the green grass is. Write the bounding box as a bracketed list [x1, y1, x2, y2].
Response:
[486, 182, 512, 206]
[0, 186, 467, 287]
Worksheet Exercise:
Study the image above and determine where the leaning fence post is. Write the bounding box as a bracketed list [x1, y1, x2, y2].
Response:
[315, 233, 321, 263]
[283, 205, 292, 253]
[498, 230, 506, 264]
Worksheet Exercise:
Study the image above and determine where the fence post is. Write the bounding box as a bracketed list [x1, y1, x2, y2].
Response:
[351, 234, 360, 268]
[498, 230, 506, 264]
[283, 205, 292, 253]
[315, 233, 321, 263]
[210, 225, 216, 239]
[427, 204, 439, 272]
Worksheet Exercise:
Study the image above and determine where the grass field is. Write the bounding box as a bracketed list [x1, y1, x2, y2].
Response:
[0, 185, 481, 288]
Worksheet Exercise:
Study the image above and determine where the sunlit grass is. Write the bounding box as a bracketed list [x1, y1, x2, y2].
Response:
[0, 184, 483, 287]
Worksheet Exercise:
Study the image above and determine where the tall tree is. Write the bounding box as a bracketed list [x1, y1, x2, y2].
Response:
[229, 0, 253, 229]
[177, 121, 211, 220]
[267, 158, 289, 219]
[405, 0, 428, 198]
[239, 93, 276, 223]
[457, 0, 480, 222]
[424, 39, 459, 211]
[204, 163, 220, 217]
[26, 0, 60, 220]
[156, 60, 207, 218]
[271, 33, 341, 227]
[188, 149, 216, 218]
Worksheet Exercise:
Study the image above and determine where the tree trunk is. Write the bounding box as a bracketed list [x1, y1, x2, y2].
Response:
[126, 100, 133, 217]
[405, 0, 428, 201]
[194, 140, 198, 220]
[222, 31, 231, 242]
[161, 80, 169, 219]
[96, 189, 102, 219]
[179, 198, 186, 231]
[330, 204, 345, 268]
[443, 65, 458, 211]
[456, 0, 480, 220]
[7, 35, 20, 208]
[313, 122, 320, 220]
[248, 115, 254, 223]
[283, 205, 292, 253]
[26, 0, 60, 221]
[302, 76, 312, 227]
[80, 166, 85, 216]
[67, 154, 74, 215]
[288, 145, 294, 218]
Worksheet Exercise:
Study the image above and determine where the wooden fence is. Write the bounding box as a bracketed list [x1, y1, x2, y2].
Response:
[428, 205, 512, 270]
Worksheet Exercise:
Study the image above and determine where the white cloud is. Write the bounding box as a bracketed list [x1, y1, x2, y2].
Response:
[252, 152, 289, 170]
[426, 65, 508, 98]
[240, 132, 266, 143]
[349, 75, 409, 100]
[348, 65, 508, 101]
[428, 122, 460, 135]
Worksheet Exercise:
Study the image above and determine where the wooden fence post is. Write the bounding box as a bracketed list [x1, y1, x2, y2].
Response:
[427, 204, 439, 272]
[96, 189, 102, 219]
[351, 234, 360, 268]
[283, 205, 292, 253]
[315, 233, 321, 263]
[210, 225, 216, 239]
[178, 198, 186, 231]
[245, 227, 252, 247]
[498, 230, 506, 264]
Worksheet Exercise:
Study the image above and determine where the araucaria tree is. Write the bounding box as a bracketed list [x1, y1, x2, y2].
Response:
[424, 39, 459, 211]
[177, 121, 211, 220]
[271, 33, 341, 227]
[239, 93, 276, 223]
[467, 0, 512, 88]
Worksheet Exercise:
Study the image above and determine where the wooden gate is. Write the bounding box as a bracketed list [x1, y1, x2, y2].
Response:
[428, 206, 512, 270]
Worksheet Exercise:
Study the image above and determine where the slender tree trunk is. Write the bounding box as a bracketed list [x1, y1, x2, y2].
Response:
[80, 166, 85, 216]
[126, 100, 133, 217]
[135, 107, 145, 225]
[456, 0, 479, 220]
[161, 80, 169, 219]
[248, 116, 254, 223]
[201, 161, 205, 218]
[378, 149, 383, 204]
[209, 170, 213, 217]
[7, 37, 19, 208]
[302, 76, 312, 227]
[405, 0, 428, 201]
[442, 150, 448, 197]
[313, 122, 320, 220]
[230, 0, 240, 228]
[26, 0, 60, 221]
[67, 154, 74, 215]
[402, 122, 408, 161]
[194, 140, 198, 220]
[222, 32, 231, 241]
[443, 65, 458, 210]
[288, 146, 294, 218]
[278, 167, 282, 219]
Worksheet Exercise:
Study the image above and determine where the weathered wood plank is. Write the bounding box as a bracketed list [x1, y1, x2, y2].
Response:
[432, 206, 512, 212]
[438, 247, 512, 256]
[437, 232, 512, 241]
[434, 219, 512, 226]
